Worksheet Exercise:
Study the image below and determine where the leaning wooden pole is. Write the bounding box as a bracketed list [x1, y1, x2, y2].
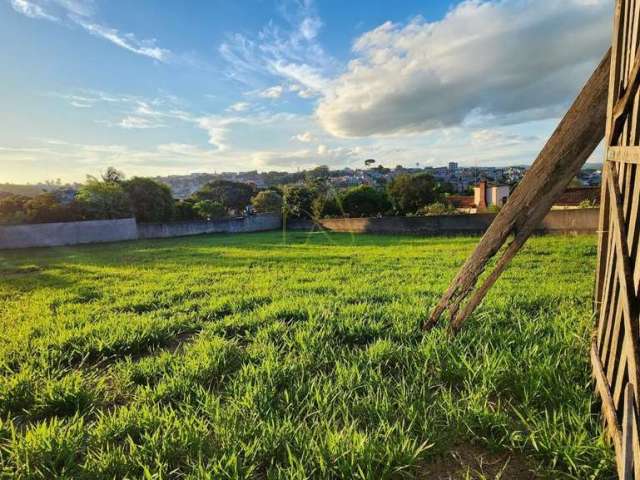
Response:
[423, 48, 611, 333]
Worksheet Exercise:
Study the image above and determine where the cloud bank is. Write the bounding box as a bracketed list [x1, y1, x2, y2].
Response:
[317, 0, 612, 137]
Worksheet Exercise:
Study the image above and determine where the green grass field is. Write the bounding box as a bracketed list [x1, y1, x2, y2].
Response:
[0, 232, 613, 479]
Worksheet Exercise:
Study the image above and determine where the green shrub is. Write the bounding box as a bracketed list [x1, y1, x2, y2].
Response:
[123, 177, 175, 223]
[251, 191, 283, 214]
[418, 202, 457, 216]
[340, 186, 390, 218]
[194, 200, 227, 220]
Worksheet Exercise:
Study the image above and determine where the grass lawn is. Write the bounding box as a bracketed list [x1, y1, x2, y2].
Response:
[0, 231, 613, 479]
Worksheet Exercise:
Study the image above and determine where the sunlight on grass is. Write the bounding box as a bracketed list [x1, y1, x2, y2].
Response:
[0, 232, 613, 479]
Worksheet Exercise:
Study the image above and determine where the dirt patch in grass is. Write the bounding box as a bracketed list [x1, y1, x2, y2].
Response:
[419, 444, 539, 479]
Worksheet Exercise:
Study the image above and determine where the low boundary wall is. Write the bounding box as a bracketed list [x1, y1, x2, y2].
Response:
[0, 218, 138, 249]
[0, 209, 596, 250]
[0, 214, 282, 250]
[137, 214, 281, 239]
[288, 208, 599, 236]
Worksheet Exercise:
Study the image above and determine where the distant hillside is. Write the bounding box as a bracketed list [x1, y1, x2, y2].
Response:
[0, 183, 80, 197]
[0, 183, 51, 197]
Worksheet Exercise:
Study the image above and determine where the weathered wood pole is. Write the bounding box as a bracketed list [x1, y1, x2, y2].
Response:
[424, 48, 611, 332]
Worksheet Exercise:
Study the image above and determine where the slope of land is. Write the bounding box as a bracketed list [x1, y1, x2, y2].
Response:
[0, 232, 613, 479]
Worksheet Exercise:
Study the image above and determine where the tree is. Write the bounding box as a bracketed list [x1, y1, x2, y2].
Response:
[193, 200, 226, 220]
[340, 186, 391, 217]
[371, 165, 391, 174]
[174, 198, 200, 221]
[438, 182, 456, 195]
[387, 173, 443, 215]
[0, 194, 30, 224]
[123, 177, 175, 223]
[23, 193, 81, 223]
[251, 191, 283, 213]
[76, 178, 132, 220]
[101, 167, 125, 184]
[195, 180, 255, 214]
[0, 193, 85, 224]
[312, 193, 341, 219]
[282, 185, 314, 219]
[306, 165, 330, 180]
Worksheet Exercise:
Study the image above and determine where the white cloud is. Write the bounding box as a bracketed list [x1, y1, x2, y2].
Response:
[289, 83, 315, 98]
[72, 17, 170, 61]
[258, 85, 284, 99]
[293, 131, 314, 143]
[317, 0, 611, 137]
[70, 100, 92, 108]
[227, 101, 251, 112]
[51, 89, 194, 130]
[10, 0, 58, 20]
[270, 62, 328, 94]
[299, 16, 322, 41]
[219, 0, 334, 95]
[470, 129, 538, 147]
[195, 111, 303, 152]
[118, 116, 165, 129]
[51, 0, 94, 16]
[251, 145, 360, 170]
[196, 117, 233, 152]
[10, 0, 171, 62]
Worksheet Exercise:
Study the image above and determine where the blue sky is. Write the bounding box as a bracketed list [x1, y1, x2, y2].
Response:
[1, 0, 611, 183]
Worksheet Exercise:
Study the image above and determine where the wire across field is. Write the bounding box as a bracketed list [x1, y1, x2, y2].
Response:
[0, 232, 613, 479]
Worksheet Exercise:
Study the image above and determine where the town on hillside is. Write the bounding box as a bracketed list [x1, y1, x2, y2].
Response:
[152, 162, 602, 199]
[0, 162, 603, 227]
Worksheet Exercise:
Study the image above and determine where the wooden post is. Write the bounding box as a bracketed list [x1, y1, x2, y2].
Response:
[424, 48, 611, 332]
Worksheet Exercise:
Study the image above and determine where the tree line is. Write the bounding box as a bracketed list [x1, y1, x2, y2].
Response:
[0, 167, 457, 225]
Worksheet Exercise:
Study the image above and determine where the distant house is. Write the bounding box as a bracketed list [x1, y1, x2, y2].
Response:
[553, 187, 600, 209]
[474, 181, 510, 211]
[446, 181, 510, 213]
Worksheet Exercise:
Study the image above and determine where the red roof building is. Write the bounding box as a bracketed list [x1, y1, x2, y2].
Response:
[554, 187, 600, 207]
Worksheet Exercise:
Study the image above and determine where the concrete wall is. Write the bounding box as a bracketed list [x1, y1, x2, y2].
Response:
[0, 218, 138, 249]
[538, 208, 599, 233]
[288, 208, 599, 236]
[0, 214, 282, 249]
[137, 214, 281, 239]
[0, 208, 596, 250]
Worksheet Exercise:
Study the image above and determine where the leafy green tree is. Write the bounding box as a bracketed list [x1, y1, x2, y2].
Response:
[340, 186, 391, 217]
[305, 165, 330, 181]
[251, 191, 283, 213]
[283, 185, 314, 219]
[387, 173, 443, 215]
[0, 194, 30, 224]
[195, 180, 255, 214]
[123, 177, 175, 223]
[438, 182, 456, 195]
[312, 193, 342, 219]
[24, 193, 83, 223]
[101, 167, 125, 184]
[76, 178, 132, 220]
[174, 198, 200, 221]
[193, 200, 227, 220]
